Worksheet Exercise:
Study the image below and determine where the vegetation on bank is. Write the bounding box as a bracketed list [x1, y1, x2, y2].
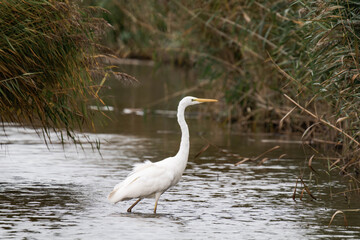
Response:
[90, 1, 360, 157]
[0, 0, 136, 141]
[1, 0, 358, 166]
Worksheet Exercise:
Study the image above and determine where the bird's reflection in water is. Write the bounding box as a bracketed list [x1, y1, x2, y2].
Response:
[108, 211, 186, 226]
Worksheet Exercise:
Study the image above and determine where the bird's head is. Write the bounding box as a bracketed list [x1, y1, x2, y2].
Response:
[180, 96, 218, 107]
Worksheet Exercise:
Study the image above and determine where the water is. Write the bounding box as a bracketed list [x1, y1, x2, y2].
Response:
[1, 65, 360, 239]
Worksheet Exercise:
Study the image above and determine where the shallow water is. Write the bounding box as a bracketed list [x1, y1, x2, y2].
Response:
[1, 65, 360, 239]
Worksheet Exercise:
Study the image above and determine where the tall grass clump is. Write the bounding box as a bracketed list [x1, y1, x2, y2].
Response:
[0, 0, 114, 141]
[274, 1, 360, 154]
[91, 1, 360, 157]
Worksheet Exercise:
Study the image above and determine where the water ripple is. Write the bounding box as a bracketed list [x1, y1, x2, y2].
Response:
[1, 126, 360, 239]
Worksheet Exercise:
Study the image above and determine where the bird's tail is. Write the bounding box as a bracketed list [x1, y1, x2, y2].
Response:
[108, 181, 126, 203]
[107, 190, 118, 203]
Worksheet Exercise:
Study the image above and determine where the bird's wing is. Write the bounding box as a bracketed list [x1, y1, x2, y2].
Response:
[108, 164, 175, 203]
[110, 160, 154, 192]
[128, 160, 153, 176]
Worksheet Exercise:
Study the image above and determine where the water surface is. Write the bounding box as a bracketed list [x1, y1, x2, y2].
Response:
[1, 65, 359, 239]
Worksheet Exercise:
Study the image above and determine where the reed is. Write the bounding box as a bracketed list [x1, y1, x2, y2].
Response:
[0, 0, 118, 141]
[90, 1, 360, 158]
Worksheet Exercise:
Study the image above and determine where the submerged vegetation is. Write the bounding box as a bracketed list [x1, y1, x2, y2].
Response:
[91, 1, 360, 157]
[0, 0, 136, 141]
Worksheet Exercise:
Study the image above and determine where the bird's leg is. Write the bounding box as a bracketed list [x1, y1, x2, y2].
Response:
[154, 193, 161, 214]
[154, 201, 158, 214]
[127, 198, 142, 213]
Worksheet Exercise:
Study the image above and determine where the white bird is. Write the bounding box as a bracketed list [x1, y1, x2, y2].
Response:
[108, 96, 218, 213]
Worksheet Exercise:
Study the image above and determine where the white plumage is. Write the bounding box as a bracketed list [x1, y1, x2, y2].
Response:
[108, 96, 217, 213]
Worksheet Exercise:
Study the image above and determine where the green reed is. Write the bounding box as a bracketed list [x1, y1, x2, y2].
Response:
[89, 0, 360, 158]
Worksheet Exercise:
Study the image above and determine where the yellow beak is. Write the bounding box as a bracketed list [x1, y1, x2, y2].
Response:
[195, 98, 218, 103]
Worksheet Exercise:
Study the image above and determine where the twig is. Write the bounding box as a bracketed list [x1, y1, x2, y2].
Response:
[328, 210, 348, 227]
[300, 177, 317, 200]
[252, 145, 280, 161]
[267, 53, 304, 88]
[279, 106, 296, 129]
[334, 188, 360, 195]
[312, 138, 342, 146]
[329, 158, 341, 169]
[292, 177, 299, 201]
[254, 1, 304, 25]
[284, 94, 360, 147]
[194, 143, 210, 159]
[308, 155, 318, 174]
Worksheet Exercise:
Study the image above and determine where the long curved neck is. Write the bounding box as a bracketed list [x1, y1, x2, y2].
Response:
[175, 103, 189, 158]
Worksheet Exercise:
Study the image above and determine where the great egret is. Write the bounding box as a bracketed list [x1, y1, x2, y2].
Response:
[108, 96, 217, 213]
